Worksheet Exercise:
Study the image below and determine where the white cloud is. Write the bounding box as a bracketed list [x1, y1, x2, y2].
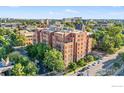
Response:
[65, 9, 80, 14]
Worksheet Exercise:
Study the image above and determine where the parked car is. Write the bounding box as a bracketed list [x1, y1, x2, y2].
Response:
[97, 61, 100, 64]
[92, 63, 95, 66]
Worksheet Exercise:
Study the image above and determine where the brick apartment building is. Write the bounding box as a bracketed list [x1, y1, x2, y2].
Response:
[34, 28, 92, 67]
[19, 30, 35, 45]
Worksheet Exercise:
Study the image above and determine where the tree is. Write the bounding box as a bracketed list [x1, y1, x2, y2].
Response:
[84, 55, 94, 62]
[43, 49, 65, 72]
[16, 34, 26, 46]
[114, 34, 123, 48]
[108, 25, 123, 48]
[0, 28, 26, 47]
[9, 52, 38, 76]
[0, 47, 6, 59]
[107, 47, 116, 54]
[22, 22, 27, 26]
[92, 39, 97, 49]
[8, 51, 22, 63]
[36, 43, 50, 61]
[76, 59, 86, 67]
[0, 28, 11, 36]
[85, 26, 92, 32]
[85, 20, 96, 32]
[25, 43, 50, 61]
[75, 19, 82, 24]
[64, 22, 75, 28]
[68, 62, 77, 71]
[25, 43, 51, 74]
[0, 35, 10, 46]
[25, 44, 38, 59]
[92, 24, 123, 54]
[12, 63, 25, 76]
[0, 35, 12, 59]
[102, 35, 115, 51]
[10, 33, 26, 46]
[24, 62, 38, 76]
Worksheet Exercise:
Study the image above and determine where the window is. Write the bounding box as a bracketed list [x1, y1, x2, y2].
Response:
[70, 45, 73, 48]
[65, 46, 67, 49]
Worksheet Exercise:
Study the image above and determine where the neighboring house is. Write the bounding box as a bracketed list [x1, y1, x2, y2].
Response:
[19, 30, 35, 45]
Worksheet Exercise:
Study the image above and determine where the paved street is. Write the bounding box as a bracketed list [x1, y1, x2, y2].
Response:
[117, 69, 124, 76]
[13, 46, 27, 56]
[75, 47, 124, 76]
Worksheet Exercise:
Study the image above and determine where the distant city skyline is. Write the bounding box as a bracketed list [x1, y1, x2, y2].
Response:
[0, 6, 124, 19]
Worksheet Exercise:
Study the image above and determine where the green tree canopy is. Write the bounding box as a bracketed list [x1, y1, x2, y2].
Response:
[43, 49, 65, 72]
[9, 52, 38, 76]
[92, 24, 124, 54]
[12, 63, 25, 76]
[84, 55, 95, 62]
[25, 43, 50, 61]
[76, 59, 86, 67]
[10, 32, 26, 46]
[68, 62, 77, 71]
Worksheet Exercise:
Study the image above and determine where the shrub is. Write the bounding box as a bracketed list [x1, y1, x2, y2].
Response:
[84, 54, 95, 62]
[76, 59, 86, 67]
[68, 62, 77, 71]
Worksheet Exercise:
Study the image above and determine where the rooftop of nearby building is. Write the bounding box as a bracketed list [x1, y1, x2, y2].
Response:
[19, 30, 34, 36]
[42, 24, 84, 33]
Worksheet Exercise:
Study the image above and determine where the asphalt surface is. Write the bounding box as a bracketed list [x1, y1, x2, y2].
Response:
[75, 47, 124, 76]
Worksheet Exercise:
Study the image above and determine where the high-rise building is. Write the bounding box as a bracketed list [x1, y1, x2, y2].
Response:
[34, 27, 92, 67]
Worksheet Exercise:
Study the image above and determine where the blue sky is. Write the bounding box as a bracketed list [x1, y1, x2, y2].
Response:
[0, 6, 124, 19]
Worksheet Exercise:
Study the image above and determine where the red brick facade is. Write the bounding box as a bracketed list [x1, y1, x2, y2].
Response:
[34, 29, 92, 67]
